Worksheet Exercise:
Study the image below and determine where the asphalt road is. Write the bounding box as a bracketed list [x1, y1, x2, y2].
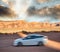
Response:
[0, 32, 60, 52]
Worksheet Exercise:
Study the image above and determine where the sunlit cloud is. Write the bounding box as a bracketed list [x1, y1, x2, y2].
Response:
[0, 0, 60, 23]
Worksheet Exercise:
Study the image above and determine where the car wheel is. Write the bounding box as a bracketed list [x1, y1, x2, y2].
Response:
[38, 41, 43, 46]
[17, 42, 22, 46]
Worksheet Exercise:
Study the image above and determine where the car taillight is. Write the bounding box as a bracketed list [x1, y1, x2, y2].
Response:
[44, 36, 47, 38]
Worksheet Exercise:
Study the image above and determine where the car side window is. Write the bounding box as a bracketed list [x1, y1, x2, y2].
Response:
[30, 36, 43, 38]
[23, 36, 43, 40]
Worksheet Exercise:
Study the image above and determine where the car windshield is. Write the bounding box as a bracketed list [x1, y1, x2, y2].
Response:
[22, 36, 31, 40]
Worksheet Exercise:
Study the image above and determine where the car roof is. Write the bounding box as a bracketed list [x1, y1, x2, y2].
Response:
[27, 34, 44, 36]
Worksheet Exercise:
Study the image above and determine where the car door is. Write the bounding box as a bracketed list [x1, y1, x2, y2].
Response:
[22, 36, 36, 45]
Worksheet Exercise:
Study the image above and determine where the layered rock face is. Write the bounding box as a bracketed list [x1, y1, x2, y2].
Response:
[0, 20, 60, 33]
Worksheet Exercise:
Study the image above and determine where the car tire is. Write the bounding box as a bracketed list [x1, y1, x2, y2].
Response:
[17, 42, 22, 46]
[38, 41, 43, 46]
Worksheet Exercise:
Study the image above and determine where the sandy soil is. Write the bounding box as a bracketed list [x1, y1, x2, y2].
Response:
[0, 32, 60, 52]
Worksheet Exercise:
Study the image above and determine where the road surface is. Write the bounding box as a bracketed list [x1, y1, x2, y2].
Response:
[0, 32, 60, 52]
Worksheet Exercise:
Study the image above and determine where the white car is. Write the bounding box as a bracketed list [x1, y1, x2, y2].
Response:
[13, 34, 48, 46]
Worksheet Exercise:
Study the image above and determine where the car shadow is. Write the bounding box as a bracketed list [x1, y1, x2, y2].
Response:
[12, 45, 43, 47]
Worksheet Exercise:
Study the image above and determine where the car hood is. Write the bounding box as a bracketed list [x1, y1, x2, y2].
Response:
[14, 38, 23, 42]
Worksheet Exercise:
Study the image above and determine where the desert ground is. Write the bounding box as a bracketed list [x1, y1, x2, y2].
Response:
[0, 32, 60, 52]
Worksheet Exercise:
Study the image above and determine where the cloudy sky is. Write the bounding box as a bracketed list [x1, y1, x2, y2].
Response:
[0, 0, 60, 23]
